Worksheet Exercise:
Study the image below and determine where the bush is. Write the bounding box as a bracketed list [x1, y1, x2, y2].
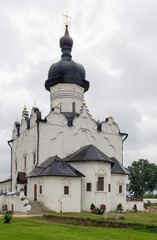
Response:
[90, 203, 96, 212]
[132, 204, 138, 212]
[117, 203, 124, 212]
[4, 211, 13, 224]
[146, 200, 152, 207]
[93, 207, 104, 215]
[90, 203, 104, 215]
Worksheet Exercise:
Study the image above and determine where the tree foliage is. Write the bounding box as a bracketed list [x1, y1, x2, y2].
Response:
[127, 159, 157, 197]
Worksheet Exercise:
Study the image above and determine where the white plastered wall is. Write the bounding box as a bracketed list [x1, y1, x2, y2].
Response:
[50, 84, 84, 112]
[38, 104, 123, 164]
[27, 176, 81, 212]
[111, 174, 127, 211]
[69, 161, 112, 212]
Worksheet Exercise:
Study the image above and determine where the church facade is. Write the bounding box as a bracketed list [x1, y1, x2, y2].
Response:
[0, 22, 131, 213]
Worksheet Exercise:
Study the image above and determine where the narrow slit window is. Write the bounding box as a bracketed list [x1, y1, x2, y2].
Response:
[33, 153, 36, 165]
[24, 156, 26, 169]
[108, 184, 111, 192]
[39, 186, 42, 194]
[119, 185, 122, 193]
[15, 161, 17, 171]
[72, 102, 76, 112]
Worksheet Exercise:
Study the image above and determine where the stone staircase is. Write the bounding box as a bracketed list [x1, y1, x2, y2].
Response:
[28, 201, 53, 215]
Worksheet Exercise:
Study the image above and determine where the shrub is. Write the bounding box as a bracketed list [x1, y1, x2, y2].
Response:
[132, 204, 138, 212]
[90, 203, 96, 212]
[117, 203, 124, 212]
[90, 203, 104, 215]
[146, 200, 152, 207]
[4, 211, 13, 224]
[93, 207, 104, 215]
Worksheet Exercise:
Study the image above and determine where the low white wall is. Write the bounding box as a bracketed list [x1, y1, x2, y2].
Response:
[0, 191, 31, 213]
[143, 199, 157, 204]
[126, 201, 144, 211]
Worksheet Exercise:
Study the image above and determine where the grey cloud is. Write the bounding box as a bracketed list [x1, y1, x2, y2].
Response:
[0, 0, 157, 181]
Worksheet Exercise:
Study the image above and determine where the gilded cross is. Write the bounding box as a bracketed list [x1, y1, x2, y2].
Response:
[63, 10, 71, 26]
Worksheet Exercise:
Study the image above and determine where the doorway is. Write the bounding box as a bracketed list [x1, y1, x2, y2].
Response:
[34, 184, 37, 201]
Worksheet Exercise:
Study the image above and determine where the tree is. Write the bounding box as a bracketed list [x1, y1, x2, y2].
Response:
[127, 159, 157, 198]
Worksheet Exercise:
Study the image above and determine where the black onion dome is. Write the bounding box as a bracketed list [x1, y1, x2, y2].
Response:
[60, 26, 73, 50]
[45, 26, 89, 92]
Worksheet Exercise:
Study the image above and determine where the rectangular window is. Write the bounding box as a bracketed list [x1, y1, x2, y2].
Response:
[97, 177, 104, 191]
[15, 161, 17, 171]
[39, 186, 42, 194]
[33, 153, 36, 165]
[86, 183, 92, 192]
[0, 190, 3, 194]
[72, 102, 76, 112]
[24, 156, 26, 169]
[119, 185, 122, 193]
[108, 184, 111, 192]
[64, 186, 69, 195]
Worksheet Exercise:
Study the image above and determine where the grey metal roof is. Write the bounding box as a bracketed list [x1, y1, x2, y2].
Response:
[0, 176, 11, 184]
[27, 155, 85, 178]
[64, 145, 114, 163]
[111, 157, 129, 175]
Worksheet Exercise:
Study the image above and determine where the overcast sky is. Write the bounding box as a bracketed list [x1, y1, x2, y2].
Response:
[0, 0, 157, 181]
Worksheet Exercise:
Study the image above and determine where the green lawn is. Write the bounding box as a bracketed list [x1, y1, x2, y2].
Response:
[0, 217, 157, 240]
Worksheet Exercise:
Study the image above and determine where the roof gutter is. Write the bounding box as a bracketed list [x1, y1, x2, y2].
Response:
[120, 132, 128, 142]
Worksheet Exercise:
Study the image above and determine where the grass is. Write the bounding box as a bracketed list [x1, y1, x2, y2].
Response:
[44, 211, 157, 226]
[0, 217, 157, 240]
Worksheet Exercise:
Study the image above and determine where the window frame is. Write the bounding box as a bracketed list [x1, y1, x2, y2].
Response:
[86, 183, 92, 192]
[64, 186, 69, 195]
[72, 102, 76, 112]
[108, 184, 111, 192]
[24, 156, 27, 169]
[39, 185, 42, 195]
[97, 177, 104, 191]
[119, 185, 122, 194]
[33, 153, 36, 165]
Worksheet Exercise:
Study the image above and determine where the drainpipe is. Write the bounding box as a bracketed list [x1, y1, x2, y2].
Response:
[36, 121, 39, 167]
[120, 133, 128, 165]
[8, 139, 13, 192]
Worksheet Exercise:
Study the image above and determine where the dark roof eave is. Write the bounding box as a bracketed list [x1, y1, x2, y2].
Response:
[111, 171, 129, 175]
[67, 159, 112, 163]
[28, 174, 85, 178]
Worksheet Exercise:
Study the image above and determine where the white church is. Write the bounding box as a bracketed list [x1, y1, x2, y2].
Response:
[0, 16, 141, 213]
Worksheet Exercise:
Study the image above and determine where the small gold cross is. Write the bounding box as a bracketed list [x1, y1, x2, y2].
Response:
[63, 10, 71, 26]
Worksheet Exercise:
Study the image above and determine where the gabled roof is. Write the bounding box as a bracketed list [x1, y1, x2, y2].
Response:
[111, 157, 129, 175]
[27, 155, 84, 178]
[64, 144, 114, 164]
